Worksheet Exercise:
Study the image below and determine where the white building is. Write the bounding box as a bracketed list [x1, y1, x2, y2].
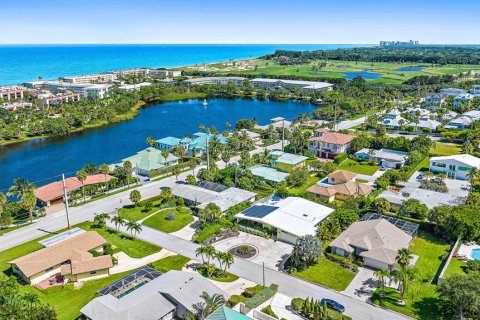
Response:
[148, 69, 182, 78]
[250, 78, 334, 92]
[59, 73, 116, 84]
[0, 102, 32, 111]
[424, 93, 448, 109]
[117, 82, 152, 92]
[462, 110, 480, 121]
[429, 154, 480, 180]
[454, 93, 474, 108]
[0, 85, 27, 101]
[471, 85, 480, 95]
[183, 76, 246, 86]
[235, 197, 334, 244]
[354, 148, 408, 169]
[113, 68, 150, 77]
[379, 109, 410, 128]
[439, 88, 468, 96]
[446, 116, 473, 130]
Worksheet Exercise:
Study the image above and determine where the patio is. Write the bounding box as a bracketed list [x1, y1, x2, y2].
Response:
[458, 242, 480, 261]
[35, 274, 64, 290]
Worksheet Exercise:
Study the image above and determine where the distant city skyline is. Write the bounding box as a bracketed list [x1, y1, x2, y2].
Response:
[1, 0, 479, 44]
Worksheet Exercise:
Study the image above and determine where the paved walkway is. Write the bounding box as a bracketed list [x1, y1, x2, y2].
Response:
[342, 267, 378, 302]
[270, 293, 304, 320]
[170, 216, 200, 241]
[110, 249, 175, 274]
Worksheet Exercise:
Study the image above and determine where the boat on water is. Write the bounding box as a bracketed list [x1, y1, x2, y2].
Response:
[202, 99, 208, 106]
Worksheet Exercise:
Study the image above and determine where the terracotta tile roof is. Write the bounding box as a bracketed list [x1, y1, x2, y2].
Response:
[328, 170, 357, 182]
[307, 181, 372, 197]
[35, 174, 114, 202]
[9, 231, 109, 278]
[309, 132, 355, 145]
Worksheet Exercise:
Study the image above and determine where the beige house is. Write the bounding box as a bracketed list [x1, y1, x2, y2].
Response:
[9, 231, 113, 285]
[329, 219, 413, 270]
[307, 170, 372, 202]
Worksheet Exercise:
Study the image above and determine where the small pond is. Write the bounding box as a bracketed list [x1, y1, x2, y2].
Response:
[342, 71, 381, 80]
[395, 66, 427, 72]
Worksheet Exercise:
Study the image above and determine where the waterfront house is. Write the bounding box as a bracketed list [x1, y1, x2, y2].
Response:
[269, 150, 308, 172]
[429, 154, 480, 180]
[254, 117, 293, 131]
[9, 231, 112, 286]
[35, 174, 114, 207]
[307, 170, 372, 202]
[81, 270, 226, 320]
[111, 147, 180, 176]
[308, 128, 355, 159]
[329, 219, 414, 270]
[235, 197, 334, 244]
[354, 148, 408, 168]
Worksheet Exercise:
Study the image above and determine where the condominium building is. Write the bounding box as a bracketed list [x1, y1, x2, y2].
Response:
[0, 102, 33, 111]
[0, 85, 28, 101]
[113, 68, 150, 77]
[424, 93, 448, 108]
[59, 73, 116, 84]
[117, 82, 152, 92]
[148, 69, 182, 78]
[183, 76, 246, 86]
[44, 92, 81, 106]
[250, 78, 334, 92]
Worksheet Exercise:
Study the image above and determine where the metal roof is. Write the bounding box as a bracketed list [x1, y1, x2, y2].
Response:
[38, 227, 86, 247]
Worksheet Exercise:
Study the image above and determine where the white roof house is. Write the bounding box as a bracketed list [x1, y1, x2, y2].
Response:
[439, 88, 468, 96]
[416, 117, 442, 130]
[235, 197, 334, 244]
[430, 154, 480, 180]
[462, 109, 480, 121]
[379, 109, 410, 128]
[378, 186, 467, 209]
[446, 116, 472, 129]
[354, 148, 408, 168]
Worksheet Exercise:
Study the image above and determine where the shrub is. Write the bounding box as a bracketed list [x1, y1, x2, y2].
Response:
[243, 285, 264, 298]
[227, 294, 247, 307]
[103, 243, 114, 255]
[143, 201, 153, 212]
[334, 152, 347, 164]
[291, 297, 305, 313]
[261, 305, 278, 319]
[420, 180, 448, 193]
[165, 212, 176, 220]
[176, 197, 184, 206]
[244, 284, 279, 309]
[465, 260, 480, 273]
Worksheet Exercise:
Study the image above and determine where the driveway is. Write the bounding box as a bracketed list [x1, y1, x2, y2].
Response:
[407, 171, 470, 197]
[213, 232, 292, 270]
[342, 267, 378, 302]
[170, 216, 200, 241]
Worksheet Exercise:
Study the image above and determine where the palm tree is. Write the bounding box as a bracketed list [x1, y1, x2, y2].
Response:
[129, 189, 141, 206]
[0, 191, 7, 214]
[161, 150, 170, 163]
[204, 245, 216, 265]
[221, 150, 231, 167]
[198, 292, 225, 319]
[123, 161, 133, 188]
[126, 221, 142, 239]
[225, 122, 231, 130]
[7, 178, 36, 200]
[422, 171, 433, 181]
[374, 268, 391, 297]
[99, 163, 110, 194]
[396, 248, 413, 268]
[146, 136, 157, 148]
[188, 159, 197, 177]
[195, 245, 207, 265]
[111, 215, 125, 231]
[392, 265, 416, 304]
[222, 252, 234, 275]
[172, 166, 181, 182]
[76, 170, 88, 202]
[198, 124, 205, 132]
[466, 167, 478, 187]
[21, 191, 37, 223]
[215, 251, 225, 273]
[93, 213, 110, 228]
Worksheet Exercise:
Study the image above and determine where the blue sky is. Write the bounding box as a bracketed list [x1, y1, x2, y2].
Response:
[1, 0, 479, 44]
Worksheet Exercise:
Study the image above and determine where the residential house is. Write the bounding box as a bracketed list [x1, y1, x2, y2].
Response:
[329, 219, 414, 270]
[0, 102, 32, 111]
[35, 174, 114, 207]
[169, 181, 256, 212]
[454, 93, 474, 108]
[206, 306, 253, 320]
[248, 164, 290, 183]
[308, 128, 355, 159]
[462, 109, 480, 122]
[471, 85, 480, 95]
[269, 151, 308, 172]
[429, 154, 480, 180]
[156, 133, 228, 157]
[424, 93, 448, 109]
[378, 109, 410, 129]
[439, 88, 468, 96]
[378, 186, 467, 209]
[254, 117, 293, 131]
[156, 136, 183, 151]
[235, 197, 334, 244]
[9, 231, 112, 285]
[354, 148, 408, 168]
[446, 116, 472, 130]
[238, 129, 261, 143]
[110, 147, 179, 176]
[81, 270, 227, 320]
[307, 170, 372, 202]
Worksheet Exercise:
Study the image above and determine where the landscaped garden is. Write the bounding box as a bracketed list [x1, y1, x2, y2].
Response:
[371, 231, 451, 320]
[287, 173, 321, 196]
[149, 254, 190, 273]
[143, 206, 194, 233]
[338, 159, 379, 175]
[430, 142, 462, 157]
[292, 258, 356, 291]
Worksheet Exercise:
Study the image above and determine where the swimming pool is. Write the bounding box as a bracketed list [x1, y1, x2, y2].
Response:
[471, 248, 480, 261]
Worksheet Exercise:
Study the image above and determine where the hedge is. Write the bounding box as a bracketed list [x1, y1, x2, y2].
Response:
[334, 152, 347, 164]
[244, 284, 279, 309]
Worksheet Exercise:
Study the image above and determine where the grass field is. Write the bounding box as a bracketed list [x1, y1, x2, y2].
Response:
[287, 174, 321, 196]
[149, 255, 190, 273]
[338, 159, 379, 175]
[430, 142, 462, 156]
[371, 231, 451, 320]
[292, 258, 356, 291]
[206, 59, 480, 84]
[78, 222, 161, 258]
[119, 202, 162, 221]
[143, 207, 194, 233]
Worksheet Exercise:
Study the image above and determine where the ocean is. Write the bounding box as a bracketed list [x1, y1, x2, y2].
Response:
[0, 44, 367, 85]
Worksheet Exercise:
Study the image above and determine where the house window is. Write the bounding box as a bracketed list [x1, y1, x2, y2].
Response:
[458, 166, 472, 171]
[89, 271, 97, 275]
[449, 165, 456, 170]
[432, 162, 446, 168]
[45, 267, 53, 272]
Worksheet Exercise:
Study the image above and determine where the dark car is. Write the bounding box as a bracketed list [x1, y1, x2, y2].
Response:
[320, 298, 345, 313]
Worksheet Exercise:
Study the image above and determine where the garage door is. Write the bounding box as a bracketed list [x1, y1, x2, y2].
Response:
[279, 231, 298, 245]
[363, 257, 389, 270]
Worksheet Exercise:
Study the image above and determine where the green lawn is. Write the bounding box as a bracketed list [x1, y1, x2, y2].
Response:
[149, 255, 190, 273]
[197, 268, 240, 283]
[443, 257, 467, 278]
[77, 222, 161, 258]
[430, 142, 462, 156]
[338, 159, 379, 175]
[119, 202, 162, 221]
[288, 174, 321, 196]
[371, 231, 451, 320]
[292, 258, 356, 291]
[143, 207, 194, 233]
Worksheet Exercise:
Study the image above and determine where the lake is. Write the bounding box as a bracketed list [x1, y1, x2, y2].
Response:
[0, 98, 316, 191]
[395, 66, 427, 72]
[342, 71, 381, 80]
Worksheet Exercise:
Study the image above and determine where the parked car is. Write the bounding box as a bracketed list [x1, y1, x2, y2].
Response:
[416, 173, 423, 180]
[320, 298, 345, 313]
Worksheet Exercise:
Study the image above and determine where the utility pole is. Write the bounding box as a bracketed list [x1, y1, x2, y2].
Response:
[281, 120, 285, 151]
[334, 103, 337, 131]
[262, 262, 265, 287]
[62, 174, 71, 229]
